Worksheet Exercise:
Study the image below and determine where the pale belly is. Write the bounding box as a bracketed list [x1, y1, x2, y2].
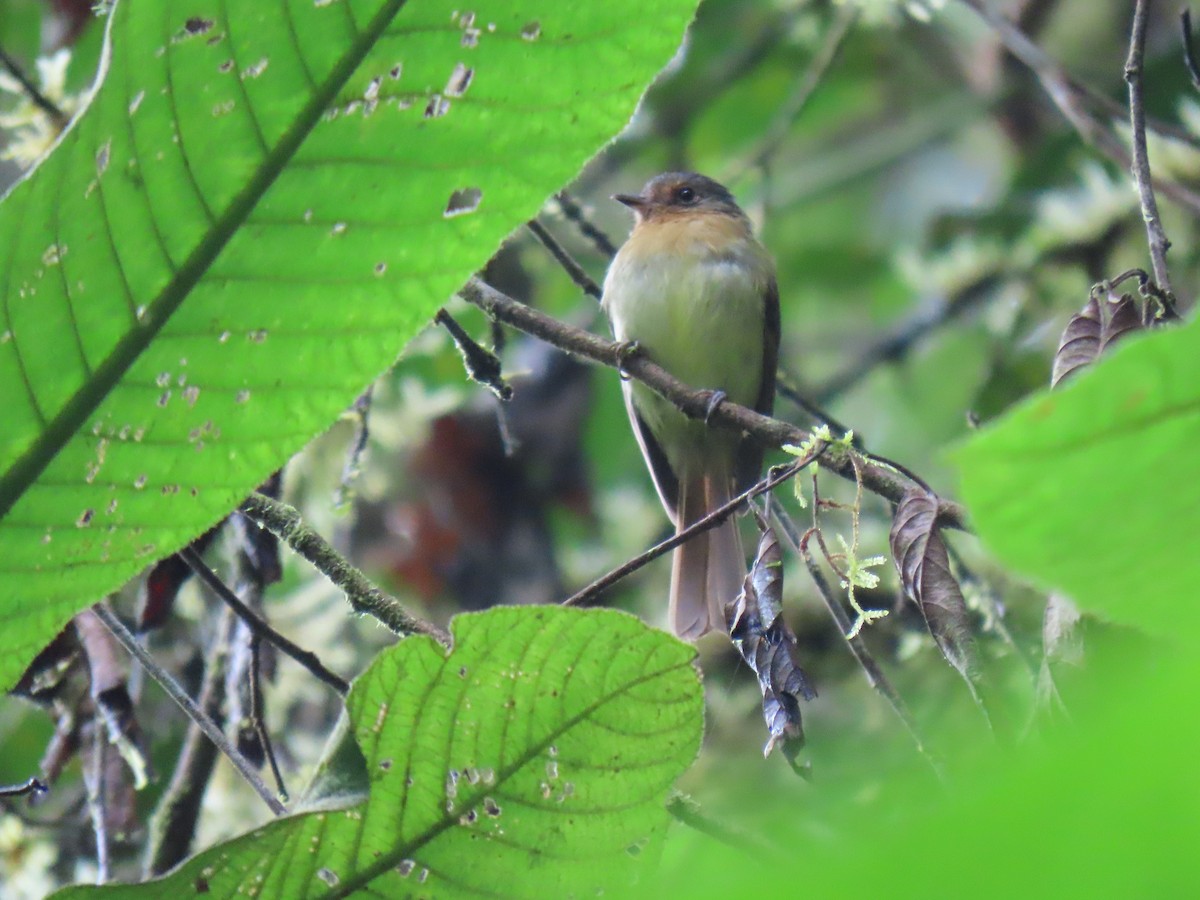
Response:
[604, 244, 765, 475]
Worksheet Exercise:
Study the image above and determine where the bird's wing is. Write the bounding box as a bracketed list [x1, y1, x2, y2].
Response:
[623, 382, 681, 524]
[734, 274, 780, 494]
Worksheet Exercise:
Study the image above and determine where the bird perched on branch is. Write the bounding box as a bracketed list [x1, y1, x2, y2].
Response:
[602, 172, 779, 639]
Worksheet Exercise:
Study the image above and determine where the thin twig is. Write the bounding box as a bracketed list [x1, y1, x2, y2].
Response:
[181, 547, 350, 695]
[0, 777, 47, 799]
[563, 457, 817, 608]
[554, 191, 619, 258]
[248, 635, 288, 802]
[435, 308, 512, 400]
[143, 609, 235, 877]
[85, 717, 109, 884]
[0, 46, 68, 125]
[774, 371, 857, 443]
[1183, 9, 1200, 91]
[527, 219, 603, 300]
[92, 603, 287, 816]
[814, 270, 1006, 404]
[959, 0, 1200, 217]
[459, 278, 969, 531]
[666, 792, 781, 858]
[727, 3, 859, 181]
[1125, 0, 1177, 308]
[240, 493, 450, 645]
[770, 502, 944, 779]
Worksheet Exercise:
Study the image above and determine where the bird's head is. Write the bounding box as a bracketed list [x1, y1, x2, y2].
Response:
[613, 172, 744, 223]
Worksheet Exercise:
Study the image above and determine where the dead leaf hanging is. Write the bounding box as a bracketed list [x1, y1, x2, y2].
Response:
[889, 491, 981, 696]
[1050, 296, 1102, 388]
[725, 524, 816, 770]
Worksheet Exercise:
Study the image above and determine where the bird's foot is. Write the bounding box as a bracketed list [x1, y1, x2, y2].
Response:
[614, 340, 641, 379]
[702, 389, 727, 423]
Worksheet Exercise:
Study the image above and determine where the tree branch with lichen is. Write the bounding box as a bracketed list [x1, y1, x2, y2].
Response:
[458, 277, 969, 531]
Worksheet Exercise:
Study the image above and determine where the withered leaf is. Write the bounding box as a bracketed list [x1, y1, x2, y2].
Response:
[889, 491, 979, 687]
[1100, 293, 1143, 353]
[725, 525, 815, 769]
[1050, 295, 1102, 388]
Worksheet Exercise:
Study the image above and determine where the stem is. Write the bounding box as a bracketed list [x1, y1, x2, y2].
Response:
[527, 219, 602, 300]
[459, 278, 969, 531]
[1125, 0, 1178, 310]
[563, 458, 817, 608]
[240, 493, 450, 645]
[92, 603, 287, 816]
[181, 546, 350, 695]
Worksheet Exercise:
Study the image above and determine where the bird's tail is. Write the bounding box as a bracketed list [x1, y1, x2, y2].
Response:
[669, 471, 745, 640]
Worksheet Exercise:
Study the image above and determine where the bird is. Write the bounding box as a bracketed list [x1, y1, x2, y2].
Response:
[602, 172, 779, 640]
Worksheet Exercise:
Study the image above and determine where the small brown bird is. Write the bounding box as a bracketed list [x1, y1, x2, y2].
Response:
[602, 172, 779, 639]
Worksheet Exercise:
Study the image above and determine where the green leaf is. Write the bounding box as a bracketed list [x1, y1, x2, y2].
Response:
[0, 0, 697, 689]
[59, 606, 703, 898]
[952, 324, 1200, 639]
[643, 648, 1200, 899]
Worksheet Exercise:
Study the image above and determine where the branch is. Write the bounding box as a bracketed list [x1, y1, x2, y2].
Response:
[563, 458, 816, 608]
[92, 603, 286, 816]
[0, 776, 47, 800]
[1125, 0, 1177, 307]
[143, 609, 234, 876]
[775, 371, 858, 444]
[959, 0, 1200, 217]
[459, 278, 969, 531]
[554, 191, 619, 258]
[814, 270, 1007, 404]
[1183, 9, 1200, 91]
[666, 791, 781, 858]
[435, 307, 512, 400]
[527, 219, 603, 300]
[181, 546, 350, 696]
[239, 493, 450, 645]
[0, 45, 68, 126]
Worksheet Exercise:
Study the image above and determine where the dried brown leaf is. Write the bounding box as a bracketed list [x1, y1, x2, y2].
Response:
[1100, 293, 1143, 353]
[889, 491, 979, 685]
[1050, 295, 1102, 388]
[725, 525, 815, 769]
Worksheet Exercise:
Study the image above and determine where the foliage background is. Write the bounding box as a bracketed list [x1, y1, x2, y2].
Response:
[2, 0, 1198, 895]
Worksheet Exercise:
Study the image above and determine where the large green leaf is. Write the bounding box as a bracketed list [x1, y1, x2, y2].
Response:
[0, 0, 696, 689]
[952, 322, 1200, 638]
[644, 648, 1200, 899]
[59, 606, 703, 898]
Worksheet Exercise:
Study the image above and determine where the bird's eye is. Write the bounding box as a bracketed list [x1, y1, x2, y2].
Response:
[676, 186, 696, 203]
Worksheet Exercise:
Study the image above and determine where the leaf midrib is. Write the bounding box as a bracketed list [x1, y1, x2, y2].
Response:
[330, 643, 696, 897]
[0, 0, 409, 521]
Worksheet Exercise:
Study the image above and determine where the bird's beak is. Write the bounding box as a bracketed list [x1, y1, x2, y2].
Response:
[613, 193, 646, 209]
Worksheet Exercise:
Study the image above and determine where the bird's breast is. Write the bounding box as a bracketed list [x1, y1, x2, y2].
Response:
[603, 216, 769, 406]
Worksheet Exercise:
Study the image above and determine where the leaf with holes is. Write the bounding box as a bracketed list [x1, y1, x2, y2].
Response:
[58, 606, 704, 898]
[0, 0, 698, 689]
